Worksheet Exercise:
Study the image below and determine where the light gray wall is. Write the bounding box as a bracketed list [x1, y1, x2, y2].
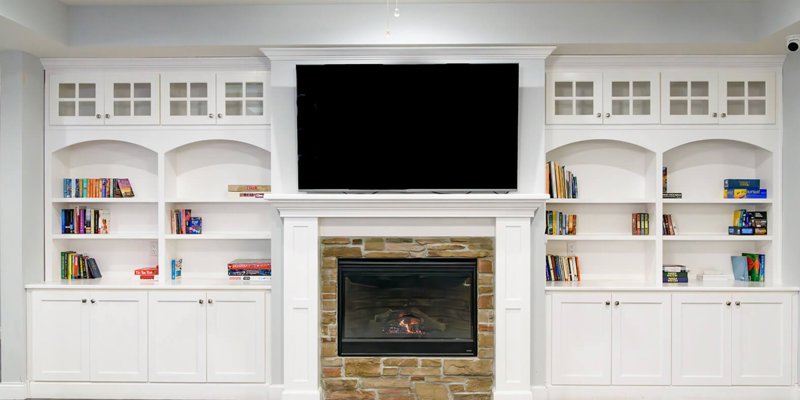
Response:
[0, 50, 43, 383]
[783, 55, 800, 286]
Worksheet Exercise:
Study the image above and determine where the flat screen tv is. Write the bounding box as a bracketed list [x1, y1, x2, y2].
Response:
[296, 63, 519, 192]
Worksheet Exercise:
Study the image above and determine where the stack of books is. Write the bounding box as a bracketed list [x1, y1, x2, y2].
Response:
[662, 214, 676, 235]
[61, 207, 111, 234]
[545, 210, 576, 235]
[134, 267, 158, 280]
[227, 184, 271, 199]
[545, 255, 581, 282]
[63, 178, 134, 198]
[662, 167, 682, 199]
[228, 259, 271, 281]
[723, 179, 767, 199]
[60, 251, 102, 280]
[663, 264, 688, 283]
[729, 210, 767, 235]
[632, 213, 650, 235]
[171, 209, 202, 234]
[545, 161, 578, 199]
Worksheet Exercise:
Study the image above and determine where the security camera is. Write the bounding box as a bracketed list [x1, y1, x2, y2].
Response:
[787, 34, 800, 52]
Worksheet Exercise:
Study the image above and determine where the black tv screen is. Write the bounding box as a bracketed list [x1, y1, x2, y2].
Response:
[296, 63, 519, 192]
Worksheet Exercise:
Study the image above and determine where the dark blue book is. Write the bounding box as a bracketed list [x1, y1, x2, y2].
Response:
[724, 179, 760, 189]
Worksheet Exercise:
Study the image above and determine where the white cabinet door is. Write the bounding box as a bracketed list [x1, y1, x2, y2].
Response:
[50, 74, 105, 125]
[719, 71, 776, 124]
[149, 290, 207, 382]
[31, 290, 91, 381]
[611, 292, 671, 385]
[161, 72, 217, 125]
[672, 293, 732, 385]
[546, 72, 603, 124]
[104, 73, 160, 125]
[89, 291, 148, 382]
[216, 72, 270, 125]
[602, 72, 660, 124]
[207, 291, 267, 382]
[551, 292, 612, 384]
[661, 72, 719, 124]
[732, 292, 792, 385]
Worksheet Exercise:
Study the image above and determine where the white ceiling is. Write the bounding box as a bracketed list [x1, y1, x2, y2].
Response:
[59, 0, 752, 5]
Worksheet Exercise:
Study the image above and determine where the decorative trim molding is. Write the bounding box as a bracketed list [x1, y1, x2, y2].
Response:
[262, 46, 557, 63]
[546, 55, 786, 71]
[41, 57, 269, 71]
[27, 382, 271, 399]
[0, 382, 26, 400]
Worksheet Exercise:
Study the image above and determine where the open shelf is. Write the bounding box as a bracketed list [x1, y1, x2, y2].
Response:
[51, 239, 158, 281]
[52, 202, 158, 236]
[662, 198, 772, 204]
[165, 202, 272, 236]
[663, 240, 773, 283]
[165, 233, 271, 240]
[164, 239, 270, 281]
[52, 198, 158, 204]
[547, 234, 655, 241]
[53, 233, 159, 240]
[546, 240, 656, 282]
[663, 234, 773, 241]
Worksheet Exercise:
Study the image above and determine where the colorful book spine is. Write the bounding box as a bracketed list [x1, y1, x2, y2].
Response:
[545, 254, 581, 282]
[723, 188, 767, 199]
[724, 179, 760, 189]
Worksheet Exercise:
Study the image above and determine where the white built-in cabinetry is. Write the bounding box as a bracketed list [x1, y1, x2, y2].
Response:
[161, 71, 269, 125]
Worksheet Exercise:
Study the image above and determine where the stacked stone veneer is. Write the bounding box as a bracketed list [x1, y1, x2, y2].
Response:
[319, 237, 495, 400]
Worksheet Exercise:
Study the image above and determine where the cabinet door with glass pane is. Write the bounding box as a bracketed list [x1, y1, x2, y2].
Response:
[602, 72, 660, 124]
[546, 73, 603, 124]
[104, 73, 160, 125]
[161, 72, 217, 125]
[50, 74, 105, 125]
[216, 72, 269, 125]
[719, 71, 775, 124]
[660, 72, 719, 124]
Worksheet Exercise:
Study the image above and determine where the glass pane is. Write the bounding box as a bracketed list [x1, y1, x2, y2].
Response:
[575, 82, 593, 97]
[245, 100, 263, 116]
[226, 100, 243, 116]
[554, 82, 572, 97]
[612, 82, 629, 97]
[748, 100, 766, 115]
[58, 101, 75, 116]
[59, 83, 76, 99]
[170, 82, 187, 98]
[78, 83, 96, 99]
[190, 82, 207, 98]
[748, 81, 766, 97]
[727, 100, 745, 115]
[78, 101, 96, 116]
[612, 100, 630, 115]
[114, 101, 131, 116]
[576, 100, 594, 115]
[632, 81, 650, 97]
[189, 100, 208, 116]
[133, 83, 151, 98]
[691, 99, 709, 115]
[633, 100, 650, 115]
[114, 83, 131, 98]
[134, 101, 151, 116]
[246, 82, 264, 98]
[670, 82, 688, 97]
[727, 81, 745, 97]
[691, 81, 709, 97]
[554, 100, 572, 116]
[170, 100, 187, 116]
[670, 99, 688, 115]
[226, 82, 243, 98]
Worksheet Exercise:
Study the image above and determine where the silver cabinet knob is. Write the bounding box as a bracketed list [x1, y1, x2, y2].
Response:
[712, 112, 718, 117]
[605, 113, 611, 118]
[721, 113, 727, 118]
[605, 301, 611, 306]
[81, 299, 87, 303]
[208, 299, 213, 304]
[90, 299, 96, 304]
[199, 299, 205, 304]
[105, 114, 110, 119]
[208, 114, 214, 119]
[726, 301, 732, 306]
[614, 301, 620, 306]
[735, 301, 741, 306]
[217, 113, 223, 119]
[95, 114, 102, 119]
[596, 113, 602, 118]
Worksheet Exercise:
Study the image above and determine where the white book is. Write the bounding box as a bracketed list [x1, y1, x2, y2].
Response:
[228, 276, 271, 281]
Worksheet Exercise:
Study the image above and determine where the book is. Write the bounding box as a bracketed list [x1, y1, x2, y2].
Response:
[228, 276, 271, 281]
[228, 184, 271, 192]
[742, 253, 765, 282]
[662, 166, 668, 193]
[545, 211, 577, 235]
[663, 264, 687, 273]
[62, 178, 133, 198]
[118, 178, 135, 197]
[60, 251, 101, 280]
[134, 267, 158, 277]
[228, 269, 272, 276]
[663, 192, 682, 199]
[545, 254, 580, 282]
[226, 192, 267, 199]
[663, 214, 676, 235]
[545, 161, 578, 199]
[98, 210, 111, 234]
[187, 217, 202, 234]
[723, 188, 767, 199]
[724, 179, 760, 189]
[632, 213, 649, 235]
[171, 258, 182, 280]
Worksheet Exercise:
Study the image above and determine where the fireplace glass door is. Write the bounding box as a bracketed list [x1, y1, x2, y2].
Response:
[338, 258, 477, 356]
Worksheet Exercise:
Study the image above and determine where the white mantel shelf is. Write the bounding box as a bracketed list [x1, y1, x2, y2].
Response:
[264, 193, 548, 218]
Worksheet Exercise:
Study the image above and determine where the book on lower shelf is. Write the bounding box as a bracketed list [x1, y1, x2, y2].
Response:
[171, 209, 202, 234]
[545, 255, 580, 282]
[171, 258, 182, 280]
[61, 207, 111, 234]
[663, 264, 688, 283]
[731, 253, 765, 282]
[545, 210, 576, 235]
[134, 266, 158, 280]
[662, 214, 676, 235]
[632, 213, 649, 235]
[60, 251, 102, 280]
[729, 210, 767, 235]
[227, 184, 271, 199]
[228, 258, 271, 280]
[723, 179, 766, 199]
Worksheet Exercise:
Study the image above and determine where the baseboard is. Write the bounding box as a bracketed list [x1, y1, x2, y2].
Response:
[545, 385, 800, 400]
[493, 389, 534, 400]
[0, 382, 26, 400]
[269, 384, 284, 400]
[29, 381, 273, 400]
[531, 385, 548, 400]
[280, 388, 321, 400]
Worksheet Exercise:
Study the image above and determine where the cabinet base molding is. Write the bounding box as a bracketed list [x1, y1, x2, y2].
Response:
[541, 385, 798, 400]
[494, 389, 534, 400]
[0, 383, 26, 400]
[28, 382, 272, 400]
[280, 388, 321, 400]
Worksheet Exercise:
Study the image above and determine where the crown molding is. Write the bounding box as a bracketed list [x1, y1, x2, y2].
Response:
[261, 46, 557, 63]
[41, 57, 270, 71]
[546, 55, 786, 71]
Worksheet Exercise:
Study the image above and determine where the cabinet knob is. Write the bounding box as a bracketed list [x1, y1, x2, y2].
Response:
[105, 114, 110, 119]
[208, 299, 213, 304]
[90, 299, 96, 304]
[614, 301, 620, 306]
[726, 301, 732, 306]
[95, 114, 101, 119]
[735, 301, 741, 306]
[199, 299, 205, 304]
[208, 114, 214, 119]
[81, 299, 87, 303]
[605, 301, 611, 306]
[605, 113, 611, 118]
[217, 113, 223, 119]
[596, 113, 602, 118]
[712, 112, 718, 117]
[721, 112, 727, 118]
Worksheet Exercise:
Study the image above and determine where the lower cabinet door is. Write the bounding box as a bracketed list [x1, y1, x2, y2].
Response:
[611, 292, 671, 385]
[206, 291, 267, 382]
[732, 292, 793, 386]
[89, 291, 148, 382]
[551, 293, 612, 385]
[149, 290, 207, 382]
[672, 293, 732, 385]
[31, 290, 91, 381]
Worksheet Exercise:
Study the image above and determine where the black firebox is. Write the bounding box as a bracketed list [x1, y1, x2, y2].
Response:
[337, 258, 478, 356]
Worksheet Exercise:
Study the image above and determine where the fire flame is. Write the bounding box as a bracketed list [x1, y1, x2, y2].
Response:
[398, 317, 423, 335]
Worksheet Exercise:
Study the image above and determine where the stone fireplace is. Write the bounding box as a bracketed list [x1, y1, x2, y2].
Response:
[320, 237, 495, 399]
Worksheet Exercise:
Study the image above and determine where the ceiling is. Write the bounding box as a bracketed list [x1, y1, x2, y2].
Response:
[58, 0, 752, 5]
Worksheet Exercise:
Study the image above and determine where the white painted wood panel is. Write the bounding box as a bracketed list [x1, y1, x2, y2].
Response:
[31, 290, 90, 381]
[660, 71, 719, 124]
[104, 73, 160, 125]
[672, 293, 731, 385]
[551, 292, 612, 385]
[611, 292, 670, 385]
[216, 71, 270, 125]
[602, 71, 660, 124]
[160, 72, 217, 125]
[89, 291, 148, 382]
[207, 290, 266, 383]
[731, 292, 792, 385]
[49, 73, 105, 126]
[546, 72, 603, 124]
[148, 290, 207, 382]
